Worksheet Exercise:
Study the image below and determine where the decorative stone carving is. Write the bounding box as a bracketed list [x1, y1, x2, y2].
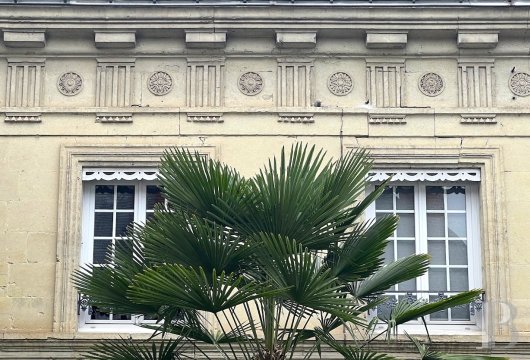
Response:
[187, 58, 225, 107]
[96, 113, 133, 123]
[96, 58, 135, 107]
[238, 72, 264, 96]
[148, 71, 173, 96]
[458, 59, 494, 107]
[57, 72, 83, 96]
[277, 59, 313, 107]
[278, 113, 314, 123]
[366, 59, 404, 108]
[83, 168, 158, 181]
[509, 72, 530, 97]
[460, 114, 497, 124]
[187, 113, 224, 123]
[327, 72, 353, 96]
[6, 58, 45, 107]
[4, 112, 42, 123]
[369, 169, 481, 182]
[418, 72, 444, 97]
[369, 114, 406, 124]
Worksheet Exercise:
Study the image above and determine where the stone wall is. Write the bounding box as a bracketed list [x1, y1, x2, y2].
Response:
[0, 3, 529, 357]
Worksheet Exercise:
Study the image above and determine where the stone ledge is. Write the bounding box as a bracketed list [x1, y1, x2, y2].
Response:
[185, 31, 226, 49]
[2, 30, 45, 48]
[275, 31, 317, 49]
[94, 31, 136, 49]
[366, 31, 407, 49]
[457, 31, 498, 49]
[4, 112, 42, 123]
[95, 113, 133, 123]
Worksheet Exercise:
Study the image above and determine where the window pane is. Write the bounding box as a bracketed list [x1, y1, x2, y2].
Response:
[384, 243, 394, 264]
[146, 185, 164, 210]
[91, 306, 110, 320]
[447, 186, 466, 210]
[428, 240, 446, 265]
[450, 268, 469, 291]
[427, 213, 445, 237]
[448, 214, 467, 237]
[452, 304, 471, 321]
[429, 295, 449, 320]
[396, 186, 414, 210]
[94, 212, 113, 237]
[429, 268, 447, 291]
[397, 213, 415, 237]
[397, 240, 415, 258]
[376, 187, 393, 210]
[116, 186, 135, 210]
[399, 278, 416, 291]
[93, 239, 112, 264]
[113, 313, 132, 320]
[116, 212, 134, 237]
[449, 240, 468, 265]
[95, 185, 114, 209]
[426, 186, 444, 210]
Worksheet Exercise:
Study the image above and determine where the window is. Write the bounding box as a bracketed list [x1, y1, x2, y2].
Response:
[366, 170, 482, 327]
[79, 173, 163, 329]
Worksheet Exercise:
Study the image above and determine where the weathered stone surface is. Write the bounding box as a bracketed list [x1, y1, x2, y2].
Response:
[2, 30, 45, 48]
[185, 31, 226, 49]
[94, 31, 136, 48]
[365, 31, 407, 49]
[275, 31, 317, 48]
[457, 31, 498, 49]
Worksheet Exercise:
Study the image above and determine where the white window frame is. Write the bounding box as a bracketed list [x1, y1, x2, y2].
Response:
[79, 179, 161, 332]
[366, 179, 483, 334]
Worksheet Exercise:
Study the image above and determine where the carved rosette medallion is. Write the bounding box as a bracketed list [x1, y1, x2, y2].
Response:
[238, 72, 263, 96]
[419, 72, 444, 97]
[148, 71, 173, 96]
[327, 72, 353, 96]
[509, 72, 530, 97]
[57, 72, 83, 96]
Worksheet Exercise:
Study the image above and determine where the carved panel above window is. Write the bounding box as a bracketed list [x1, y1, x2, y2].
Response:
[458, 59, 494, 108]
[6, 58, 45, 108]
[277, 58, 313, 107]
[186, 58, 225, 107]
[95, 58, 135, 107]
[366, 59, 404, 108]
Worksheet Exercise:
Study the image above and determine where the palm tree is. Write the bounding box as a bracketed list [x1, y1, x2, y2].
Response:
[74, 143, 488, 360]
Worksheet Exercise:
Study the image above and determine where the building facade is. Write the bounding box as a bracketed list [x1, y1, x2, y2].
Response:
[0, 0, 529, 358]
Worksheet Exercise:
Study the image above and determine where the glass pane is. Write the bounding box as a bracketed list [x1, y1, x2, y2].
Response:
[429, 268, 447, 291]
[396, 186, 414, 210]
[94, 212, 113, 237]
[91, 306, 110, 320]
[116, 212, 134, 237]
[428, 240, 446, 265]
[95, 185, 114, 210]
[93, 239, 112, 264]
[146, 185, 164, 210]
[451, 304, 471, 321]
[448, 214, 467, 237]
[376, 187, 393, 210]
[116, 186, 135, 209]
[429, 295, 449, 320]
[384, 243, 394, 265]
[146, 212, 155, 222]
[427, 213, 445, 237]
[113, 313, 132, 321]
[450, 268, 469, 291]
[447, 186, 466, 210]
[426, 186, 444, 210]
[399, 278, 416, 291]
[397, 213, 415, 237]
[397, 240, 415, 258]
[449, 240, 468, 265]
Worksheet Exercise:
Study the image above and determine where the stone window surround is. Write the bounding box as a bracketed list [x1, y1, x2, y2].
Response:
[53, 144, 218, 334]
[344, 144, 510, 341]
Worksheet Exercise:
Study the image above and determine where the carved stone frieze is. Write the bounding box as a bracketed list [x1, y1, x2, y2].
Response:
[96, 58, 135, 107]
[96, 113, 133, 123]
[327, 72, 353, 96]
[57, 72, 83, 96]
[187, 113, 224, 123]
[4, 112, 42, 123]
[6, 58, 45, 107]
[238, 72, 264, 96]
[509, 72, 530, 97]
[457, 59, 494, 108]
[369, 114, 406, 124]
[277, 59, 313, 107]
[418, 72, 444, 97]
[148, 71, 173, 96]
[278, 113, 314, 123]
[187, 58, 225, 107]
[366, 59, 404, 108]
[460, 114, 497, 124]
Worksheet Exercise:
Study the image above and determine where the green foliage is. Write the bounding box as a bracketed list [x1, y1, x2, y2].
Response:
[74, 143, 490, 360]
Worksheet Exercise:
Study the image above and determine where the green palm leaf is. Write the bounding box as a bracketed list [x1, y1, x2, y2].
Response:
[85, 338, 182, 360]
[128, 265, 279, 313]
[315, 330, 397, 360]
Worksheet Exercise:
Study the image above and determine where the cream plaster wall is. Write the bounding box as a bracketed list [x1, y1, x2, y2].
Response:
[0, 4, 529, 358]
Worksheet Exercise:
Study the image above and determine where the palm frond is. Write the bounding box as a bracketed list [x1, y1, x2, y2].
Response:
[85, 338, 182, 360]
[315, 330, 397, 360]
